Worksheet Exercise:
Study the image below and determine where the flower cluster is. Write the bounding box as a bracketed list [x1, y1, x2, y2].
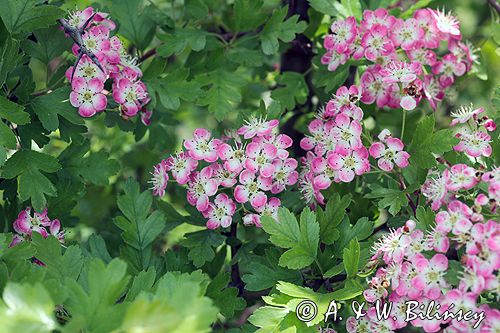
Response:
[150, 118, 298, 229]
[347, 160, 499, 332]
[298, 85, 410, 206]
[322, 8, 474, 110]
[63, 7, 151, 121]
[449, 104, 496, 159]
[10, 208, 64, 247]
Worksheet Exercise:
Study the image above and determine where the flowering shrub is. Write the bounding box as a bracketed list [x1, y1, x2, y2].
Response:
[0, 1, 498, 333]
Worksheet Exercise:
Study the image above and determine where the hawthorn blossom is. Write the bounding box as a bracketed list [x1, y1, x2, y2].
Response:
[453, 131, 492, 158]
[234, 170, 272, 209]
[369, 137, 410, 172]
[112, 78, 149, 117]
[270, 158, 299, 194]
[186, 166, 218, 212]
[184, 128, 220, 163]
[69, 77, 107, 117]
[165, 152, 198, 185]
[150, 159, 169, 197]
[237, 117, 279, 139]
[390, 18, 423, 51]
[443, 164, 477, 191]
[325, 16, 357, 53]
[11, 208, 64, 245]
[327, 146, 370, 183]
[431, 8, 461, 38]
[205, 193, 236, 229]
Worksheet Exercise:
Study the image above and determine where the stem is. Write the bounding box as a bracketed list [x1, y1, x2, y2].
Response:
[314, 258, 324, 277]
[401, 110, 407, 140]
[227, 222, 244, 295]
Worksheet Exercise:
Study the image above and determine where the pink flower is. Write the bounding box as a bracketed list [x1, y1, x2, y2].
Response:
[371, 227, 411, 264]
[12, 208, 64, 244]
[244, 197, 281, 227]
[390, 18, 424, 51]
[186, 166, 218, 212]
[217, 142, 246, 173]
[205, 193, 236, 229]
[435, 200, 473, 235]
[330, 113, 363, 151]
[310, 156, 335, 190]
[264, 134, 293, 159]
[422, 173, 449, 210]
[150, 159, 169, 197]
[70, 77, 107, 117]
[270, 158, 298, 194]
[237, 117, 279, 139]
[449, 104, 484, 126]
[361, 8, 396, 31]
[432, 54, 466, 88]
[300, 119, 333, 151]
[244, 140, 278, 178]
[422, 75, 444, 110]
[184, 128, 220, 163]
[165, 152, 198, 185]
[380, 61, 422, 84]
[411, 253, 449, 299]
[321, 49, 350, 72]
[66, 54, 108, 82]
[361, 24, 395, 62]
[210, 163, 237, 188]
[234, 170, 272, 209]
[360, 65, 395, 107]
[453, 131, 492, 158]
[430, 8, 461, 38]
[369, 137, 410, 172]
[443, 164, 478, 191]
[327, 146, 370, 182]
[140, 109, 153, 126]
[442, 290, 479, 332]
[413, 9, 441, 49]
[325, 16, 357, 53]
[112, 78, 148, 116]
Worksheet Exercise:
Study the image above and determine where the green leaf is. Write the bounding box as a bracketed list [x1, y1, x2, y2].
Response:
[0, 146, 6, 167]
[233, 0, 266, 31]
[308, 0, 338, 16]
[149, 68, 202, 110]
[343, 238, 360, 278]
[0, 96, 30, 124]
[271, 72, 308, 111]
[184, 0, 209, 19]
[0, 282, 57, 333]
[324, 262, 344, 278]
[408, 115, 458, 169]
[415, 206, 436, 231]
[241, 248, 302, 291]
[58, 141, 119, 186]
[333, 217, 373, 253]
[206, 272, 246, 317]
[2, 150, 61, 211]
[261, 207, 319, 269]
[365, 184, 408, 216]
[317, 193, 351, 244]
[0, 38, 20, 86]
[0, 96, 30, 149]
[114, 179, 165, 254]
[104, 0, 156, 50]
[84, 234, 112, 263]
[21, 26, 72, 65]
[340, 0, 362, 20]
[196, 69, 245, 121]
[181, 230, 225, 268]
[0, 0, 64, 35]
[400, 0, 433, 19]
[64, 258, 129, 333]
[157, 28, 208, 57]
[260, 6, 307, 55]
[125, 268, 156, 302]
[312, 61, 349, 93]
[31, 86, 84, 132]
[120, 272, 218, 333]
